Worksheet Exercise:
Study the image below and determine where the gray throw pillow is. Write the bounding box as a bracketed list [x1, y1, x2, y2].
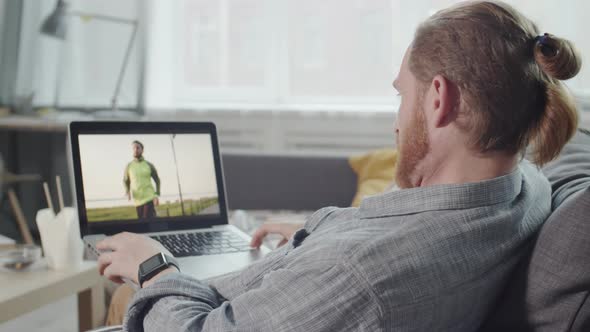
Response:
[543, 128, 590, 208]
[481, 129, 590, 332]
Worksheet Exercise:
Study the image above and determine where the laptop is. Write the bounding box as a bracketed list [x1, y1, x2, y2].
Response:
[69, 121, 270, 281]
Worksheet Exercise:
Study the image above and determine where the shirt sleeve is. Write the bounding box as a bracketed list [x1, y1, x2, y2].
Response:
[147, 162, 161, 196]
[123, 163, 131, 194]
[123, 262, 383, 332]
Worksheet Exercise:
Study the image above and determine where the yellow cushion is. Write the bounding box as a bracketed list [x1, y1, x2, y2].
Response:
[349, 149, 398, 207]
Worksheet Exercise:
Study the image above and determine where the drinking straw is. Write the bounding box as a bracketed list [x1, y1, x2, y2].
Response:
[56, 175, 65, 213]
[43, 181, 55, 214]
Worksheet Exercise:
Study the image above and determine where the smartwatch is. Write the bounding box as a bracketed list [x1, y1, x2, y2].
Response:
[138, 253, 180, 288]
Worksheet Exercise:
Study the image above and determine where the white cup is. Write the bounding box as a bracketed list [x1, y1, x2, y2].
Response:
[36, 207, 84, 270]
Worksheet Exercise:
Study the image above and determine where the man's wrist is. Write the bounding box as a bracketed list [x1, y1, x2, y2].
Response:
[138, 253, 180, 287]
[141, 266, 178, 288]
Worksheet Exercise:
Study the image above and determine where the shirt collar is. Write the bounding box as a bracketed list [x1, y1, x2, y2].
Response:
[359, 166, 523, 219]
[134, 156, 144, 162]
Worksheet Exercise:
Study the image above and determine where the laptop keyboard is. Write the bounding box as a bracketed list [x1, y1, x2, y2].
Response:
[150, 231, 252, 257]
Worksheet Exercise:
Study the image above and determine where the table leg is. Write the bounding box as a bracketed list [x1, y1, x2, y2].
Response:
[78, 280, 105, 331]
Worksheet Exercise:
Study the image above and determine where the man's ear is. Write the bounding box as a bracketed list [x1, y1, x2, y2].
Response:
[429, 75, 458, 128]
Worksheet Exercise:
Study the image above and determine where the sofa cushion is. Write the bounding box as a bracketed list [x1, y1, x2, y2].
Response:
[348, 149, 397, 207]
[481, 129, 590, 331]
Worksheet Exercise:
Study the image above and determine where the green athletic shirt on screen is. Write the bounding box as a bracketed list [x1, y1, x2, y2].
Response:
[123, 157, 161, 207]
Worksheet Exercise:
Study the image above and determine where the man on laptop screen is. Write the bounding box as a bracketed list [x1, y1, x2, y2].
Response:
[124, 140, 161, 219]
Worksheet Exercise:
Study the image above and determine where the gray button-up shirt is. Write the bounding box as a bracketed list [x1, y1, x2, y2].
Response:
[123, 161, 550, 331]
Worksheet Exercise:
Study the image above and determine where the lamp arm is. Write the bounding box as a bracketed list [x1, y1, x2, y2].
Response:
[67, 11, 139, 111]
[110, 22, 138, 111]
[69, 11, 137, 25]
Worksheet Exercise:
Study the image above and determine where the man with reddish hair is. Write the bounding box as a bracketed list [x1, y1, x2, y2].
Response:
[96, 2, 581, 331]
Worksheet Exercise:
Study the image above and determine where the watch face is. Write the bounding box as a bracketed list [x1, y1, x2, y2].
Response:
[141, 254, 165, 274]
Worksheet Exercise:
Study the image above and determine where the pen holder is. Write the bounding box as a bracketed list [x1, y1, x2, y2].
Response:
[35, 207, 84, 270]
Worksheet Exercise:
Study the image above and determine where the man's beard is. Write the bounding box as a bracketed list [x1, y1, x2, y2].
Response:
[395, 105, 430, 189]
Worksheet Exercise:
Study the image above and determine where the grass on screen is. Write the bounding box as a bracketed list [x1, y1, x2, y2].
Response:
[87, 197, 219, 222]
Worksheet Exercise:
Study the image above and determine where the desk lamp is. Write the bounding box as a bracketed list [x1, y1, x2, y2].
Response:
[40, 0, 139, 118]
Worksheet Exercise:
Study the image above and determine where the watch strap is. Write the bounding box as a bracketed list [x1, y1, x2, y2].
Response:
[138, 252, 180, 288]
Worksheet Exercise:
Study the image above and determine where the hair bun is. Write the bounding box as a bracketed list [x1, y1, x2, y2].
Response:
[534, 33, 582, 80]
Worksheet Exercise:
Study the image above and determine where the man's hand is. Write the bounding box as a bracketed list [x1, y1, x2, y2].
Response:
[250, 223, 304, 249]
[153, 197, 159, 207]
[97, 232, 174, 285]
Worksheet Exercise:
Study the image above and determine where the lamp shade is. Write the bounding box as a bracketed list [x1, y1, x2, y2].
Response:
[40, 0, 69, 39]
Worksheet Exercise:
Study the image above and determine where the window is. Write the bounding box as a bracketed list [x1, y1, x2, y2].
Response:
[18, 0, 590, 112]
[144, 0, 590, 112]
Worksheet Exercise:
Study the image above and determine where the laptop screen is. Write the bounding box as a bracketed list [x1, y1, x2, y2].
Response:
[70, 122, 228, 235]
[79, 133, 220, 223]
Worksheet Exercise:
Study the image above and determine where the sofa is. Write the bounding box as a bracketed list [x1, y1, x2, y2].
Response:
[222, 129, 590, 331]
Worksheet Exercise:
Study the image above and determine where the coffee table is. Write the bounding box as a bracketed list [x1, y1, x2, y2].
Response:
[0, 260, 105, 331]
